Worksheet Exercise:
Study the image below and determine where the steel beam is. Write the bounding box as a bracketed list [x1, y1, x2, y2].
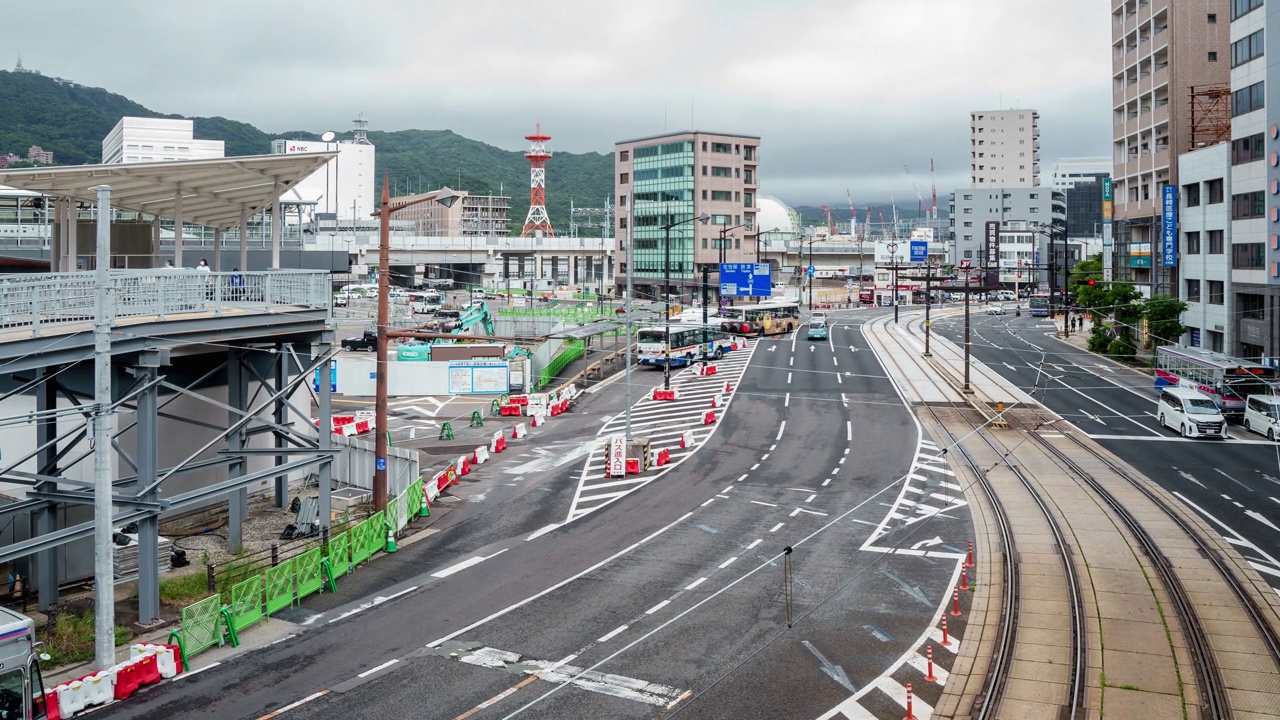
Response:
[34, 367, 58, 611]
[273, 347, 288, 508]
[317, 338, 333, 537]
[135, 362, 160, 624]
[227, 347, 247, 552]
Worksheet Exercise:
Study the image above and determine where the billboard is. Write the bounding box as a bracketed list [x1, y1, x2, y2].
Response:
[984, 221, 1000, 287]
[1102, 177, 1113, 224]
[1161, 185, 1177, 268]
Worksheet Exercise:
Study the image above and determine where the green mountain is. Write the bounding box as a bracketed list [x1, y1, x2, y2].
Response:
[0, 69, 613, 232]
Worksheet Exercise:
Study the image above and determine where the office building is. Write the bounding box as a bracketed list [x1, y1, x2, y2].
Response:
[271, 135, 375, 224]
[613, 130, 760, 299]
[1050, 157, 1112, 189]
[101, 118, 225, 164]
[389, 189, 510, 236]
[950, 187, 1068, 285]
[1109, 0, 1229, 293]
[970, 109, 1040, 187]
[1176, 142, 1231, 352]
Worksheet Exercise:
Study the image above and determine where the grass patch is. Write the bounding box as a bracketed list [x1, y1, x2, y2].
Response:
[158, 571, 213, 606]
[39, 611, 131, 667]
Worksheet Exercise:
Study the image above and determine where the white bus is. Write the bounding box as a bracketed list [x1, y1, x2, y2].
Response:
[638, 324, 736, 367]
[719, 300, 801, 336]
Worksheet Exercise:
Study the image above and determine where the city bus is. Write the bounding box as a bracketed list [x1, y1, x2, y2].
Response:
[1028, 293, 1050, 317]
[1155, 345, 1279, 418]
[637, 324, 736, 367]
[719, 300, 802, 336]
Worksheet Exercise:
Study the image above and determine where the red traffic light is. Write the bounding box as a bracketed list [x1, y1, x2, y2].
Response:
[1087, 279, 1096, 285]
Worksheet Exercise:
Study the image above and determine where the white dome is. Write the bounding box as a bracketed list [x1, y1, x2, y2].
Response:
[756, 195, 799, 236]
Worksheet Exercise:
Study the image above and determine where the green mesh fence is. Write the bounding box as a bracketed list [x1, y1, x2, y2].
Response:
[537, 339, 585, 390]
[227, 576, 262, 633]
[180, 594, 223, 656]
[349, 519, 372, 565]
[366, 511, 386, 556]
[263, 559, 295, 616]
[406, 479, 423, 518]
[295, 548, 324, 599]
[327, 531, 351, 577]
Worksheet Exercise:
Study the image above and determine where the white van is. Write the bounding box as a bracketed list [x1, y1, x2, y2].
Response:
[994, 290, 1017, 301]
[1157, 387, 1228, 439]
[1243, 395, 1280, 441]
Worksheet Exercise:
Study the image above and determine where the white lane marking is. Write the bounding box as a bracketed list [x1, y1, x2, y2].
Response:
[843, 448, 850, 455]
[746, 539, 763, 549]
[770, 523, 784, 532]
[822, 478, 832, 487]
[357, 658, 400, 678]
[831, 467, 841, 474]
[770, 444, 777, 450]
[751, 500, 779, 507]
[836, 373, 842, 384]
[776, 421, 787, 440]
[645, 600, 671, 614]
[785, 392, 791, 407]
[597, 625, 629, 643]
[716, 494, 730, 499]
[428, 511, 696, 648]
[328, 585, 421, 623]
[430, 548, 508, 578]
[751, 463, 761, 470]
[761, 453, 771, 460]
[737, 474, 749, 482]
[718, 556, 738, 569]
[846, 421, 852, 442]
[787, 372, 793, 383]
[700, 498, 715, 507]
[526, 523, 561, 542]
[790, 508, 829, 517]
[257, 689, 328, 717]
[833, 356, 838, 367]
[839, 457, 846, 465]
[806, 493, 817, 503]
[176, 661, 221, 681]
[906, 653, 949, 684]
[723, 485, 735, 493]
[685, 577, 708, 590]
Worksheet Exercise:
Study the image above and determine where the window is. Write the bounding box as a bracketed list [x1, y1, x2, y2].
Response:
[1232, 29, 1264, 67]
[1185, 231, 1201, 254]
[702, 238, 708, 249]
[963, 208, 973, 214]
[1185, 279, 1201, 302]
[963, 250, 973, 258]
[1029, 207, 1040, 213]
[734, 192, 741, 202]
[1208, 13, 1217, 22]
[1232, 191, 1265, 219]
[735, 238, 741, 249]
[711, 166, 732, 178]
[619, 194, 627, 206]
[619, 172, 629, 185]
[744, 192, 753, 207]
[1029, 193, 1038, 199]
[126, 144, 138, 150]
[1208, 229, 1225, 254]
[1209, 51, 1218, 62]
[1205, 178, 1224, 204]
[711, 190, 732, 201]
[1232, 132, 1265, 164]
[619, 150, 629, 161]
[1240, 293, 1266, 319]
[1208, 280, 1225, 305]
[1233, 0, 1263, 20]
[963, 194, 972, 200]
[1232, 81, 1265, 116]
[702, 142, 707, 151]
[1232, 242, 1266, 268]
[744, 146, 755, 161]
[744, 169, 753, 184]
[702, 166, 707, 176]
[711, 142, 732, 153]
[735, 168, 741, 179]
[701, 190, 708, 200]
[712, 214, 732, 225]
[963, 221, 973, 227]
[1183, 183, 1201, 206]
[619, 218, 627, 229]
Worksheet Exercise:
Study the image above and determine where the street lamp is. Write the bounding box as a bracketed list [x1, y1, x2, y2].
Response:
[886, 241, 900, 324]
[372, 178, 458, 511]
[662, 212, 711, 389]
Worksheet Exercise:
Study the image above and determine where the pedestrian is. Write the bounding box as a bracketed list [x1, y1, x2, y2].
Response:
[196, 258, 211, 273]
[163, 259, 174, 268]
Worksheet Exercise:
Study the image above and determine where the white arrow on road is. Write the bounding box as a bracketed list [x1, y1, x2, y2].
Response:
[767, 345, 777, 352]
[911, 536, 943, 550]
[1176, 469, 1206, 489]
[1245, 510, 1280, 533]
[880, 568, 932, 608]
[810, 345, 815, 353]
[848, 345, 858, 353]
[801, 640, 855, 693]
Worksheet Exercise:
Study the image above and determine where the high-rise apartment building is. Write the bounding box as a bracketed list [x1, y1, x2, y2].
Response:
[970, 110, 1040, 187]
[101, 118, 225, 164]
[1109, 0, 1228, 294]
[613, 131, 760, 300]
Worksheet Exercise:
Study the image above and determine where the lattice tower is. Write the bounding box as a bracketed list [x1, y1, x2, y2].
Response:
[520, 123, 556, 237]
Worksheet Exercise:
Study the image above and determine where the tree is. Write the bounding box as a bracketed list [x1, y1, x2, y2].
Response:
[1142, 296, 1187, 348]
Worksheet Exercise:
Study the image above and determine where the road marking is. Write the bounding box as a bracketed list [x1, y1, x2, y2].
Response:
[790, 508, 829, 517]
[784, 392, 790, 407]
[432, 557, 489, 578]
[844, 448, 850, 455]
[718, 556, 738, 569]
[761, 453, 771, 460]
[723, 485, 735, 493]
[645, 600, 671, 614]
[847, 421, 852, 441]
[178, 661, 222, 681]
[700, 498, 715, 507]
[328, 585, 421, 623]
[597, 625, 629, 643]
[751, 463, 761, 470]
[806, 493, 817, 503]
[789, 357, 794, 366]
[751, 500, 779, 507]
[776, 421, 786, 440]
[839, 457, 846, 465]
[525, 524, 561, 542]
[822, 478, 832, 487]
[770, 522, 784, 532]
[770, 444, 777, 450]
[787, 372, 792, 383]
[358, 658, 400, 678]
[831, 467, 840, 474]
[746, 538, 763, 549]
[736, 474, 748, 482]
[255, 690, 329, 719]
[685, 577, 708, 590]
[836, 373, 842, 384]
[832, 356, 838, 366]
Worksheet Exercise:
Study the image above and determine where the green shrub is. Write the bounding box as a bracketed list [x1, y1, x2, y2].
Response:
[39, 611, 131, 667]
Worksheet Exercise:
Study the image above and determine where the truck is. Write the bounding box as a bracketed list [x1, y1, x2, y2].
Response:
[0, 607, 49, 719]
[341, 330, 378, 352]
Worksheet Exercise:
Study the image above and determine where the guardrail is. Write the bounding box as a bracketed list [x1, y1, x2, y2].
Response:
[0, 269, 331, 339]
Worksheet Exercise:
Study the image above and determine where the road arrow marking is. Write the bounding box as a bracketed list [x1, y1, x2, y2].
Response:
[801, 640, 856, 693]
[911, 536, 943, 550]
[768, 345, 777, 352]
[1246, 510, 1280, 533]
[1175, 469, 1205, 488]
[879, 568, 932, 608]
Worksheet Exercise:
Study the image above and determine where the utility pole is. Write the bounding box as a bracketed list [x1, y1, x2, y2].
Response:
[963, 272, 972, 393]
[624, 212, 634, 441]
[93, 184, 115, 671]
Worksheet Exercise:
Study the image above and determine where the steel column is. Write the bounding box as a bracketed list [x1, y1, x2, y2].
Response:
[316, 339, 333, 536]
[274, 348, 289, 508]
[34, 367, 59, 611]
[134, 363, 160, 625]
[173, 189, 184, 268]
[271, 192, 281, 269]
[239, 212, 249, 272]
[212, 228, 223, 272]
[92, 184, 115, 671]
[227, 348, 247, 551]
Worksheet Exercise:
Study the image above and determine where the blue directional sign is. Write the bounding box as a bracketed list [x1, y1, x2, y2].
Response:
[312, 359, 337, 392]
[1161, 185, 1177, 268]
[909, 240, 928, 263]
[375, 457, 387, 472]
[720, 263, 772, 297]
[806, 265, 816, 278]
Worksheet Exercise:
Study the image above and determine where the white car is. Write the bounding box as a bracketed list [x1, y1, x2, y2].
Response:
[1157, 387, 1228, 439]
[986, 305, 1006, 315]
[810, 311, 829, 324]
[1244, 395, 1280, 441]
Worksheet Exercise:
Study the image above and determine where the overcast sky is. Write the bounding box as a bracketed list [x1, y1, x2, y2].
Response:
[13, 0, 1111, 210]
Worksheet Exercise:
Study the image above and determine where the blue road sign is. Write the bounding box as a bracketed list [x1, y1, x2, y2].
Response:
[1161, 185, 1177, 268]
[376, 457, 387, 472]
[909, 240, 928, 263]
[806, 265, 815, 277]
[312, 359, 337, 393]
[720, 263, 773, 297]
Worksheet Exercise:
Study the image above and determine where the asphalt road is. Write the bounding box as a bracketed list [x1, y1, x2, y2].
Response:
[102, 308, 973, 720]
[929, 308, 1280, 595]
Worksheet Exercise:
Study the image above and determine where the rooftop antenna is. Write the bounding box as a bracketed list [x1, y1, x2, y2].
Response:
[15, 54, 23, 72]
[352, 113, 370, 145]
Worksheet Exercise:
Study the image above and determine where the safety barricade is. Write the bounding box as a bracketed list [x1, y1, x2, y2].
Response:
[710, 395, 722, 408]
[226, 575, 263, 636]
[179, 593, 223, 657]
[349, 520, 373, 565]
[263, 559, 295, 616]
[81, 670, 114, 706]
[490, 430, 507, 453]
[456, 455, 471, 476]
[698, 364, 718, 376]
[680, 430, 693, 448]
[501, 404, 522, 416]
[561, 383, 579, 401]
[405, 479, 424, 519]
[295, 548, 325, 600]
[512, 423, 527, 439]
[473, 445, 489, 464]
[652, 388, 678, 401]
[626, 458, 641, 475]
[653, 448, 671, 467]
[56, 679, 86, 716]
[129, 644, 179, 679]
[509, 394, 529, 406]
[724, 381, 733, 393]
[704, 411, 717, 425]
[327, 531, 351, 577]
[531, 413, 546, 427]
[366, 511, 387, 558]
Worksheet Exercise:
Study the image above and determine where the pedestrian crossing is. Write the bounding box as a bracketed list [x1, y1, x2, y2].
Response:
[564, 343, 758, 522]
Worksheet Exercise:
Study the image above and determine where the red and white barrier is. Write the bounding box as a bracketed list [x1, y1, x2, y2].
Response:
[698, 364, 718, 376]
[724, 381, 733, 393]
[680, 430, 693, 448]
[710, 394, 723, 408]
[512, 423, 528, 439]
[472, 446, 490, 464]
[456, 455, 471, 477]
[652, 388, 679, 401]
[490, 430, 507, 454]
[704, 411, 717, 425]
[531, 413, 547, 427]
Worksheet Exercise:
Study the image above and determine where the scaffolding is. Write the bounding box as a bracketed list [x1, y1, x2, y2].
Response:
[1189, 84, 1231, 151]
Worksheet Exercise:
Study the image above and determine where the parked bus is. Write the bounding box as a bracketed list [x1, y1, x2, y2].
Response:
[1028, 293, 1050, 317]
[0, 607, 49, 720]
[1155, 345, 1279, 418]
[637, 324, 736, 367]
[719, 300, 802, 336]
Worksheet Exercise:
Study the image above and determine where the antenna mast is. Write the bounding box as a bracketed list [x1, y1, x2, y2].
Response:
[520, 123, 556, 237]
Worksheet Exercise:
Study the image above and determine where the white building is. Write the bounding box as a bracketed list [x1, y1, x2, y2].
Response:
[970, 109, 1040, 188]
[1049, 157, 1112, 190]
[272, 138, 375, 224]
[101, 118, 225, 164]
[1176, 142, 1231, 353]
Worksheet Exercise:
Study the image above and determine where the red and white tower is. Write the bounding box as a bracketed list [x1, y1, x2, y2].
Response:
[520, 123, 555, 237]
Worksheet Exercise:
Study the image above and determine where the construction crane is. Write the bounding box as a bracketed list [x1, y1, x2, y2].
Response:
[905, 164, 926, 218]
[929, 159, 938, 220]
[821, 204, 836, 238]
[846, 190, 858, 240]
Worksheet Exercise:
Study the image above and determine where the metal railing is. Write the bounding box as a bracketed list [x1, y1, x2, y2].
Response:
[0, 269, 331, 339]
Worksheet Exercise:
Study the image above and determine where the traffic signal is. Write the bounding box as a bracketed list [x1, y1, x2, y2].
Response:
[1087, 279, 1096, 285]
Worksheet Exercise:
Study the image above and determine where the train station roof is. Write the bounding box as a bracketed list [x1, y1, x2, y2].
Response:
[0, 151, 336, 230]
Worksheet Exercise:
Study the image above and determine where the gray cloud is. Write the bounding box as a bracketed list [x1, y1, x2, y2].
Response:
[13, 0, 1112, 206]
